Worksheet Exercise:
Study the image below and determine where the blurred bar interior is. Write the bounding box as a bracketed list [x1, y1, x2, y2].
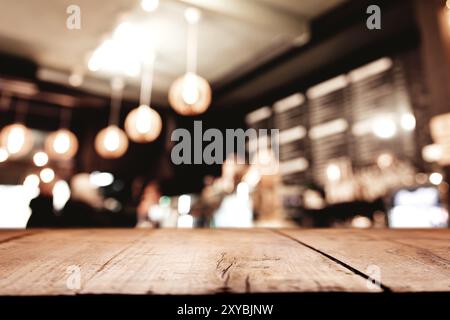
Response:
[1, 0, 450, 229]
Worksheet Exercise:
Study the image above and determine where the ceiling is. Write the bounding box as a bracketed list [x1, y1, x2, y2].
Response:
[0, 0, 347, 107]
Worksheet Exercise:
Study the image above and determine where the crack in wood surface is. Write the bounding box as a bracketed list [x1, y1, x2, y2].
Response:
[0, 230, 42, 245]
[245, 275, 251, 293]
[78, 231, 151, 292]
[272, 229, 392, 292]
[215, 252, 238, 292]
[6, 229, 442, 294]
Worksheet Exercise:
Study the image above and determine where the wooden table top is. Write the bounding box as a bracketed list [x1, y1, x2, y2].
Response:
[0, 228, 449, 295]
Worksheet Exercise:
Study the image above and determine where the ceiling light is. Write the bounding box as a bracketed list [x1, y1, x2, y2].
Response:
[95, 125, 128, 159]
[169, 73, 212, 115]
[0, 124, 34, 158]
[184, 7, 201, 24]
[33, 151, 49, 167]
[125, 56, 162, 142]
[125, 105, 162, 142]
[0, 147, 8, 163]
[429, 172, 443, 185]
[400, 113, 416, 131]
[372, 118, 397, 139]
[40, 168, 55, 183]
[169, 7, 211, 115]
[45, 129, 79, 160]
[88, 39, 141, 76]
[141, 0, 159, 12]
[96, 78, 129, 159]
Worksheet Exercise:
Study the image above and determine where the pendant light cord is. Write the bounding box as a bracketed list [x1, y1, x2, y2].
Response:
[109, 77, 124, 126]
[139, 53, 155, 107]
[186, 17, 198, 74]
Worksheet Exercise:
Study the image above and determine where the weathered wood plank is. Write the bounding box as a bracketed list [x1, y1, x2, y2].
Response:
[80, 229, 374, 294]
[0, 229, 149, 295]
[279, 229, 450, 292]
[0, 229, 375, 295]
[0, 229, 36, 244]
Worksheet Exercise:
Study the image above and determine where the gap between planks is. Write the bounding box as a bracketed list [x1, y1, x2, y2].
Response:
[271, 229, 391, 293]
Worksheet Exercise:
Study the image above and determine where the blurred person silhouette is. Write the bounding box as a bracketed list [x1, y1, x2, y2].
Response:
[27, 179, 58, 228]
[60, 173, 108, 227]
[136, 181, 161, 227]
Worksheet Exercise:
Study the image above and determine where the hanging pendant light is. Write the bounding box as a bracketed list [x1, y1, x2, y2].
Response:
[0, 101, 33, 158]
[95, 78, 129, 159]
[95, 125, 128, 158]
[169, 7, 211, 115]
[125, 105, 162, 143]
[125, 53, 162, 143]
[45, 109, 79, 160]
[46, 129, 78, 160]
[1, 123, 33, 158]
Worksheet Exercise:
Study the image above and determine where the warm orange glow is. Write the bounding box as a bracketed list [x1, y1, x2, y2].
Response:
[169, 73, 211, 116]
[45, 129, 79, 160]
[95, 125, 128, 159]
[0, 123, 33, 158]
[125, 105, 162, 143]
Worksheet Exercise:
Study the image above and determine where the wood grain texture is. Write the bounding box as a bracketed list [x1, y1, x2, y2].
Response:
[0, 229, 37, 244]
[0, 229, 374, 295]
[279, 229, 450, 292]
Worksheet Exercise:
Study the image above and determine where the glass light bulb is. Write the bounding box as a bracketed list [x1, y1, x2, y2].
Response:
[141, 0, 159, 12]
[104, 129, 120, 151]
[184, 7, 201, 24]
[136, 106, 152, 134]
[182, 73, 200, 105]
[54, 132, 71, 154]
[7, 126, 25, 154]
[1, 124, 33, 157]
[125, 106, 162, 143]
[168, 73, 211, 116]
[95, 126, 128, 158]
[46, 129, 78, 160]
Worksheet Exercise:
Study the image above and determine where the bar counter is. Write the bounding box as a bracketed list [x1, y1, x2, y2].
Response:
[0, 228, 449, 295]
